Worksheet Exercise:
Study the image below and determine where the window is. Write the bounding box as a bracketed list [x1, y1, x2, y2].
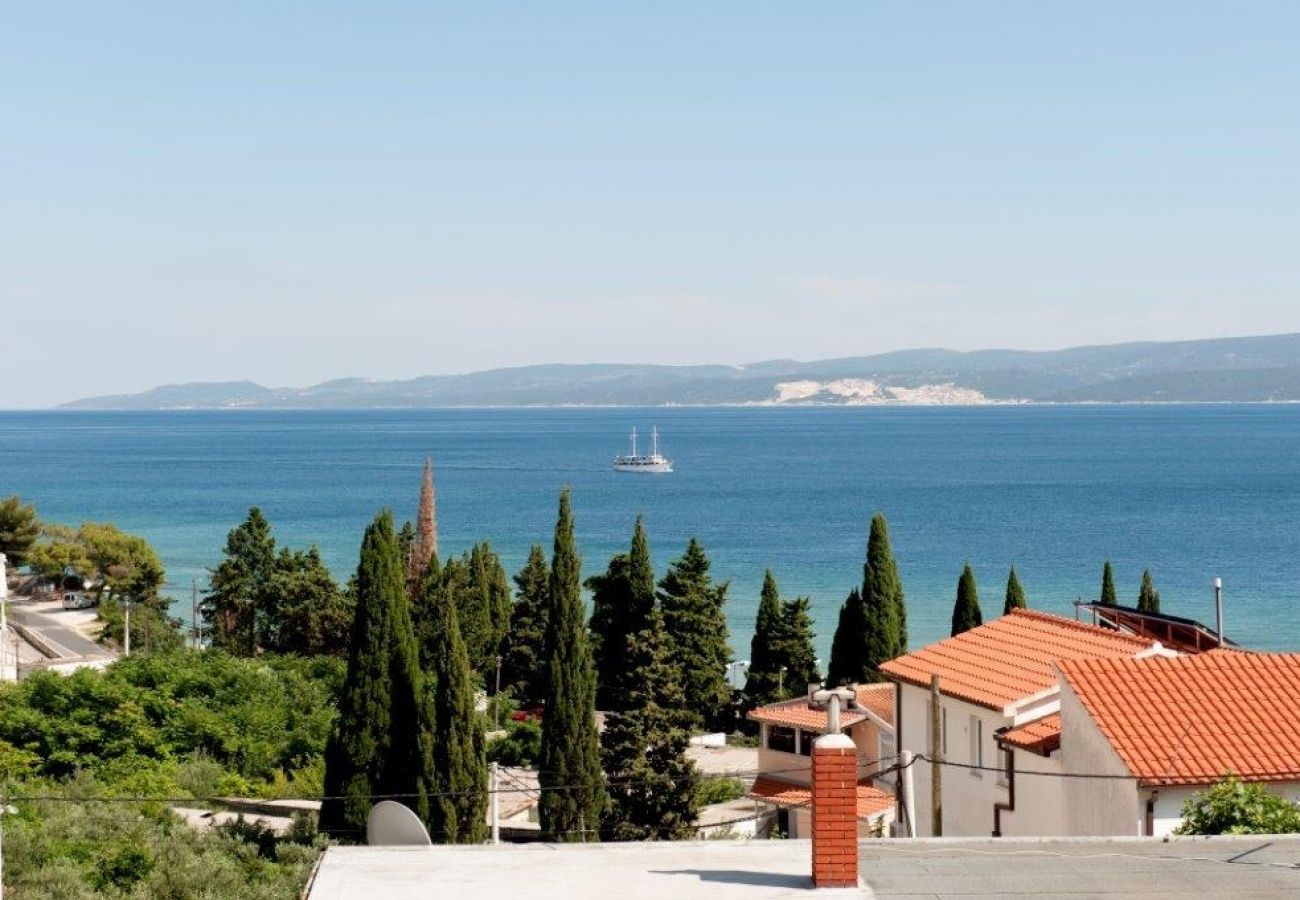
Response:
[969, 715, 983, 778]
[799, 731, 818, 756]
[767, 726, 796, 754]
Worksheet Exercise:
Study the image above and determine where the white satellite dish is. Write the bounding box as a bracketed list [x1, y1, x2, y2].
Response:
[366, 800, 433, 846]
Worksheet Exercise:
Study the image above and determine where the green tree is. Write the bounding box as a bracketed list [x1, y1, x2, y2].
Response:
[272, 546, 353, 656]
[743, 570, 786, 707]
[951, 564, 983, 637]
[538, 489, 604, 841]
[204, 509, 277, 655]
[500, 545, 549, 706]
[658, 537, 732, 731]
[0, 494, 40, 566]
[27, 523, 93, 585]
[1175, 776, 1300, 835]
[1100, 561, 1117, 606]
[588, 517, 657, 711]
[777, 596, 820, 690]
[320, 510, 435, 839]
[419, 567, 488, 843]
[1003, 565, 1027, 614]
[1138, 568, 1161, 614]
[864, 514, 907, 663]
[601, 607, 700, 841]
[827, 587, 869, 686]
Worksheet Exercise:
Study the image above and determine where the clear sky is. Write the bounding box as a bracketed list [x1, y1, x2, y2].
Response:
[3, 2, 1299, 407]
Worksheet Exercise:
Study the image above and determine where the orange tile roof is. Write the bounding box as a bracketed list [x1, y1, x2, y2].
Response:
[1058, 652, 1300, 787]
[998, 714, 1062, 755]
[749, 777, 895, 819]
[878, 609, 1151, 710]
[746, 683, 895, 731]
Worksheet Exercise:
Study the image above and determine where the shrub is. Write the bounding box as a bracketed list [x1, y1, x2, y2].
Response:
[695, 776, 745, 807]
[1175, 776, 1300, 835]
[485, 720, 542, 767]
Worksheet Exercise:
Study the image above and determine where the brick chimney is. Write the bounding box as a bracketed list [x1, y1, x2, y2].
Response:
[811, 732, 858, 888]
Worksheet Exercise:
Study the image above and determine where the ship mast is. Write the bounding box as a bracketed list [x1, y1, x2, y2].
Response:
[652, 426, 659, 458]
[631, 426, 638, 457]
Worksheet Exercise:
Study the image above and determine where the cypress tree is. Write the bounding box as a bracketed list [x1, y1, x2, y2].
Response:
[538, 489, 604, 841]
[589, 517, 658, 711]
[1138, 569, 1161, 614]
[601, 607, 700, 841]
[501, 544, 550, 706]
[865, 513, 907, 659]
[743, 570, 785, 708]
[320, 510, 434, 838]
[1003, 565, 1027, 615]
[421, 567, 487, 843]
[827, 588, 870, 686]
[1100, 561, 1118, 606]
[951, 564, 983, 637]
[658, 537, 732, 731]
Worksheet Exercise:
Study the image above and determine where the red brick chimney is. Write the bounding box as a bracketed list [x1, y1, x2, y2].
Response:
[811, 732, 858, 888]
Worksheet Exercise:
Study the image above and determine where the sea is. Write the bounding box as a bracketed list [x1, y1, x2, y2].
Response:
[2, 405, 1298, 657]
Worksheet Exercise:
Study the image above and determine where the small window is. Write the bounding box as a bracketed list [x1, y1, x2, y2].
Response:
[969, 715, 983, 777]
[799, 730, 819, 756]
[767, 726, 796, 754]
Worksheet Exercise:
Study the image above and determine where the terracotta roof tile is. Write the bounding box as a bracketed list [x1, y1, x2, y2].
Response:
[878, 609, 1151, 710]
[746, 683, 895, 731]
[1058, 652, 1300, 786]
[999, 714, 1062, 755]
[748, 777, 894, 819]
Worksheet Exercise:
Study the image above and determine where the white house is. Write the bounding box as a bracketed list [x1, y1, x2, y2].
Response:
[746, 682, 896, 837]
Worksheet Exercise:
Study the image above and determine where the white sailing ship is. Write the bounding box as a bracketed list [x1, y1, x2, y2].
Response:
[613, 427, 673, 473]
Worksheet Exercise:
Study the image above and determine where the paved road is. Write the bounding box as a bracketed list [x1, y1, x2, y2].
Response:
[8, 604, 111, 658]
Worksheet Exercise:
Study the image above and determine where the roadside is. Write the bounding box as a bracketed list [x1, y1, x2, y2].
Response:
[4, 588, 117, 674]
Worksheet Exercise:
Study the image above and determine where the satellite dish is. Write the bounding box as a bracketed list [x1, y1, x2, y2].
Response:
[366, 800, 433, 846]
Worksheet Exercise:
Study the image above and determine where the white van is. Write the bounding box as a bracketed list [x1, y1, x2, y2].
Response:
[62, 591, 98, 610]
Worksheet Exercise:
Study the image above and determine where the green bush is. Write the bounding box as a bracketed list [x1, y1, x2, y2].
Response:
[695, 776, 745, 807]
[485, 720, 541, 767]
[1175, 776, 1300, 835]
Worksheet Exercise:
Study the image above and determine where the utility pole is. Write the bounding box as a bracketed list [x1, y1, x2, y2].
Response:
[124, 600, 131, 657]
[930, 674, 943, 837]
[191, 580, 199, 649]
[489, 762, 501, 845]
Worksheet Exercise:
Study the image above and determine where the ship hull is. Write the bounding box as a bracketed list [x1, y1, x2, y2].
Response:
[613, 459, 673, 473]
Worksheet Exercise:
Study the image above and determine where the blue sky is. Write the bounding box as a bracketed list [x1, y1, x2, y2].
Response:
[3, 2, 1298, 407]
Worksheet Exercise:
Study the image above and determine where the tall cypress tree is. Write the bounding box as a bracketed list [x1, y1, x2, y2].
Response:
[827, 588, 870, 686]
[743, 570, 785, 708]
[951, 564, 983, 637]
[421, 567, 487, 843]
[1138, 569, 1161, 614]
[658, 537, 732, 731]
[600, 607, 700, 841]
[1003, 566, 1027, 615]
[588, 517, 658, 711]
[320, 510, 434, 838]
[864, 514, 907, 666]
[538, 489, 604, 841]
[1100, 561, 1118, 606]
[501, 545, 550, 705]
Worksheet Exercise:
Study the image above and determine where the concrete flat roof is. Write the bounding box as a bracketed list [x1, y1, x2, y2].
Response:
[305, 836, 1300, 899]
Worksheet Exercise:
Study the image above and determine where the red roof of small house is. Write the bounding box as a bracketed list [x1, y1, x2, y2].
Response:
[746, 683, 895, 732]
[878, 609, 1151, 710]
[1057, 651, 1300, 787]
[998, 714, 1062, 756]
[748, 776, 895, 819]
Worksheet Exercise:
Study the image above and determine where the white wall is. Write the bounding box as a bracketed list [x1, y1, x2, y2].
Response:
[1057, 682, 1144, 836]
[996, 750, 1064, 837]
[1150, 781, 1300, 837]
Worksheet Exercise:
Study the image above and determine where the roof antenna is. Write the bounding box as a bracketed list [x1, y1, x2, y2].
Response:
[1214, 577, 1224, 649]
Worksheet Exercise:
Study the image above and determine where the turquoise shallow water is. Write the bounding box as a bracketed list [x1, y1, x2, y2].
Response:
[1, 406, 1298, 656]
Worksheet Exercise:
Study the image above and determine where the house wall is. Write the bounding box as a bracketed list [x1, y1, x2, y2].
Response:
[995, 749, 1064, 837]
[1057, 682, 1144, 836]
[1148, 781, 1300, 838]
[896, 682, 1013, 837]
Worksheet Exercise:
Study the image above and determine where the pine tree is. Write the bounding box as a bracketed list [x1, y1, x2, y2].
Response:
[951, 564, 983, 637]
[204, 508, 276, 655]
[420, 567, 487, 843]
[1003, 566, 1027, 615]
[272, 546, 353, 655]
[538, 489, 604, 841]
[501, 545, 550, 705]
[601, 607, 700, 841]
[1100, 561, 1118, 606]
[777, 596, 820, 691]
[1138, 569, 1161, 614]
[0, 495, 40, 566]
[320, 510, 435, 838]
[588, 517, 657, 711]
[743, 570, 785, 708]
[658, 537, 732, 731]
[827, 588, 869, 686]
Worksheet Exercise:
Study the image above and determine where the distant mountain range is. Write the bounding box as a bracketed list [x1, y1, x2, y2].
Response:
[61, 333, 1300, 409]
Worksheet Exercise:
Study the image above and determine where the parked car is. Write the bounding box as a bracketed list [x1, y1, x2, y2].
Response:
[62, 591, 98, 610]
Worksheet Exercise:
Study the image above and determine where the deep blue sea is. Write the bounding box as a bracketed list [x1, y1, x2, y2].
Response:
[2, 406, 1298, 656]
